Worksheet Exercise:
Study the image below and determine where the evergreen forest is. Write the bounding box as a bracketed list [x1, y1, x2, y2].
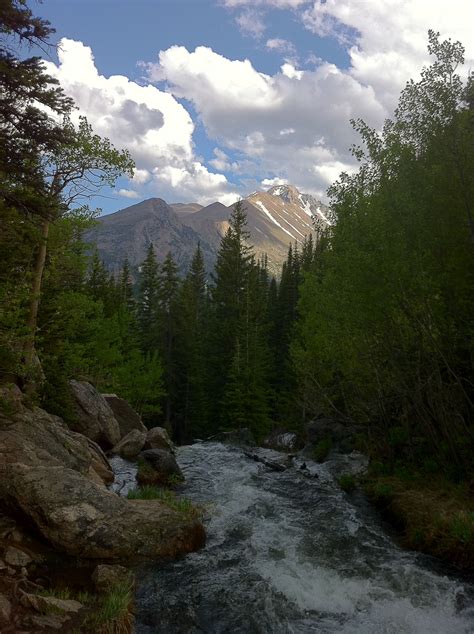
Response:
[1, 0, 473, 491]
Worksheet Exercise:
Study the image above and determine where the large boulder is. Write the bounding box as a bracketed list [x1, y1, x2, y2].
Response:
[145, 426, 175, 453]
[0, 393, 113, 488]
[262, 430, 302, 452]
[0, 395, 205, 561]
[103, 394, 147, 438]
[2, 463, 203, 559]
[138, 449, 183, 485]
[69, 380, 121, 448]
[111, 429, 146, 459]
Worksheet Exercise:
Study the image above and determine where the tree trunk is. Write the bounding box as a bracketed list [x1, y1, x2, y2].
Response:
[23, 217, 50, 374]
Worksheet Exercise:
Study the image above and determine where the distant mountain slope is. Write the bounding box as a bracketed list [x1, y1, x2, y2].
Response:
[85, 198, 215, 275]
[86, 185, 330, 276]
[169, 203, 203, 215]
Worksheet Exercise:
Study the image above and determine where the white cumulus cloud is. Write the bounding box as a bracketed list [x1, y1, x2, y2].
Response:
[147, 45, 386, 197]
[302, 0, 474, 109]
[43, 38, 237, 205]
[145, 2, 473, 199]
[117, 188, 140, 199]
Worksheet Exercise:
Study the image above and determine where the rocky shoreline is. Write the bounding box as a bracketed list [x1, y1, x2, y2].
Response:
[0, 382, 205, 632]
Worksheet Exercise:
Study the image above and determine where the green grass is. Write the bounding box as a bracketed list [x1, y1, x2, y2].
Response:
[35, 586, 93, 616]
[136, 458, 161, 485]
[167, 473, 185, 487]
[127, 485, 201, 518]
[83, 582, 133, 634]
[38, 587, 73, 601]
[365, 472, 474, 570]
[337, 474, 356, 493]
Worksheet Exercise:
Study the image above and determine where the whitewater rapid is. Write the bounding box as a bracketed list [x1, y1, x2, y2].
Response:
[118, 443, 474, 633]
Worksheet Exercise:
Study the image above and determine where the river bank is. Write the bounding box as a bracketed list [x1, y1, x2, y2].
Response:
[364, 470, 474, 572]
[0, 384, 205, 632]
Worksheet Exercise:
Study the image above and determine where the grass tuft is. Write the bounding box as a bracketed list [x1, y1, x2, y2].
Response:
[127, 485, 201, 519]
[84, 581, 134, 634]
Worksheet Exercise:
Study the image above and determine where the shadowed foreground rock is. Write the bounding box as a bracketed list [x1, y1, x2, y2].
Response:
[4, 464, 204, 559]
[0, 385, 205, 561]
[138, 449, 183, 485]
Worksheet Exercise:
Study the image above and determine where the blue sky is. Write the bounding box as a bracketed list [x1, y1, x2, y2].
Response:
[38, 0, 474, 214]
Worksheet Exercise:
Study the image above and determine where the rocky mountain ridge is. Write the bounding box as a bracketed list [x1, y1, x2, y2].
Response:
[86, 185, 330, 276]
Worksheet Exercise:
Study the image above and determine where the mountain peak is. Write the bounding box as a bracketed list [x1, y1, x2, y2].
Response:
[267, 184, 301, 205]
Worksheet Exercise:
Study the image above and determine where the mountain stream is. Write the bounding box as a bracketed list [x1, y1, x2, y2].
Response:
[111, 443, 474, 633]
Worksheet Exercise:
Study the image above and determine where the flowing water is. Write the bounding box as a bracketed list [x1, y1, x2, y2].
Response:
[118, 443, 474, 633]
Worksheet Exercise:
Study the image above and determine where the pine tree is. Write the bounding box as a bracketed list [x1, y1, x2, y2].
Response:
[224, 260, 273, 438]
[118, 258, 135, 312]
[86, 251, 109, 302]
[208, 200, 253, 424]
[137, 243, 160, 352]
[175, 244, 209, 440]
[157, 251, 180, 432]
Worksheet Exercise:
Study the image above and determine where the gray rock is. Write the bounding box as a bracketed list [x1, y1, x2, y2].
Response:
[2, 462, 203, 559]
[28, 614, 71, 630]
[0, 593, 11, 622]
[21, 592, 83, 615]
[69, 380, 121, 448]
[0, 401, 205, 560]
[138, 449, 183, 485]
[263, 430, 302, 452]
[92, 564, 133, 593]
[103, 394, 147, 438]
[112, 429, 146, 459]
[4, 546, 32, 567]
[0, 400, 112, 486]
[83, 437, 115, 485]
[145, 426, 175, 453]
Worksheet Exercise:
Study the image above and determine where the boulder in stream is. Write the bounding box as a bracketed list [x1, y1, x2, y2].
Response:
[138, 449, 184, 485]
[145, 426, 175, 453]
[112, 429, 146, 459]
[262, 430, 302, 452]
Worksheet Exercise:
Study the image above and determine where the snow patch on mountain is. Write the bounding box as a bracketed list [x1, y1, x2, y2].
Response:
[254, 201, 296, 240]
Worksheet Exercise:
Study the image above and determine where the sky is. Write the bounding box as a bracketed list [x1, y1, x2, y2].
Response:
[36, 0, 474, 214]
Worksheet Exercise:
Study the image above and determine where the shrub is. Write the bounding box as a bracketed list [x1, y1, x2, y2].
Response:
[312, 436, 332, 462]
[338, 474, 356, 493]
